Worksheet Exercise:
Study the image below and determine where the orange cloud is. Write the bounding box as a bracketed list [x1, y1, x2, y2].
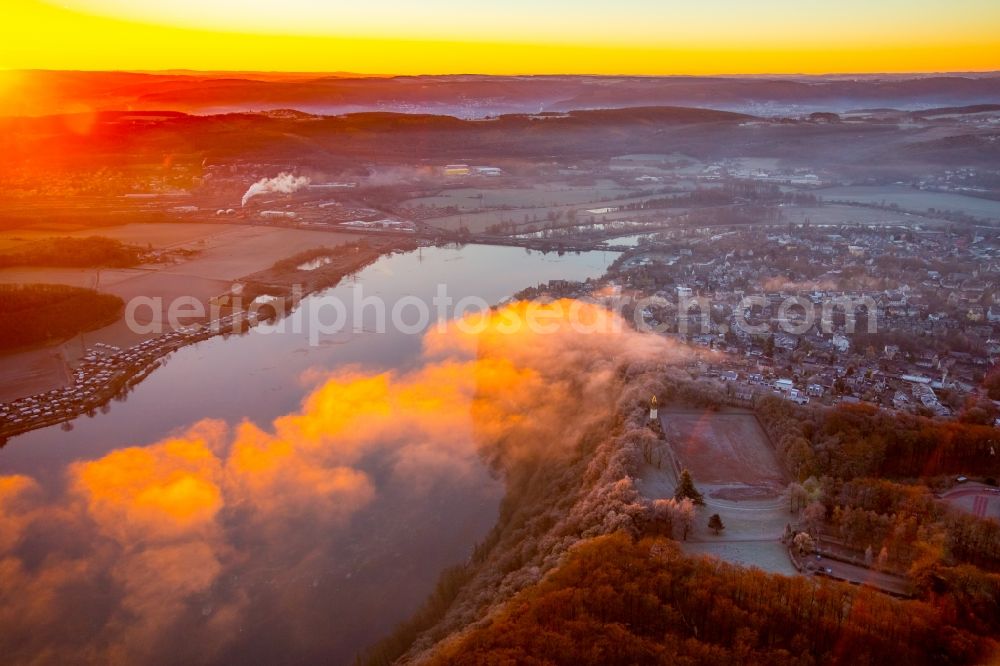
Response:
[0, 475, 41, 552]
[0, 299, 689, 662]
[226, 419, 376, 518]
[71, 421, 227, 543]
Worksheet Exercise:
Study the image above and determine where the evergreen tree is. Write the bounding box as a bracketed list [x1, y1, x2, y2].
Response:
[708, 513, 725, 535]
[674, 469, 705, 506]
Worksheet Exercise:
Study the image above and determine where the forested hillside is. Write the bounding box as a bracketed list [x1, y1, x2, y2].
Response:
[369, 372, 1000, 665]
[429, 533, 996, 665]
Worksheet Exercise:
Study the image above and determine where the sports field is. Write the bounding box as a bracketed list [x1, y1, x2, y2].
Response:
[661, 410, 786, 493]
[636, 408, 794, 574]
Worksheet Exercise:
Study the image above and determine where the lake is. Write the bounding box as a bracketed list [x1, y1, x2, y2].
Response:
[0, 243, 617, 664]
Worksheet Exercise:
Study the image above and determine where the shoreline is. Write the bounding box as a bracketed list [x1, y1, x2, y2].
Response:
[0, 237, 414, 443]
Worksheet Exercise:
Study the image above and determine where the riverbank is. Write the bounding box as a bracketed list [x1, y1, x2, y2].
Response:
[0, 237, 414, 441]
[0, 245, 622, 664]
[0, 313, 254, 442]
[0, 223, 372, 400]
[361, 362, 675, 664]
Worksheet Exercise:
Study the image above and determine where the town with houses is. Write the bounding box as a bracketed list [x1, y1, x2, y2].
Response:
[520, 223, 1000, 423]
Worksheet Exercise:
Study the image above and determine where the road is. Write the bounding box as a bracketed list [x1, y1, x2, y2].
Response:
[805, 553, 912, 597]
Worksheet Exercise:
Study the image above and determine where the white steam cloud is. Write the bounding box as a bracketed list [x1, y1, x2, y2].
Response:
[241, 172, 311, 207]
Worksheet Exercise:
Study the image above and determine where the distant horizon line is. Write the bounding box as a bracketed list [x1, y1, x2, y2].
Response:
[6, 68, 1000, 79]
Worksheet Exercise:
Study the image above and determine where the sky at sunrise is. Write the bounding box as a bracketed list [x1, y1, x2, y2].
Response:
[2, 0, 999, 74]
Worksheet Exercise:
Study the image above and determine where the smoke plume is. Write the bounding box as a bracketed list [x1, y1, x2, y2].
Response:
[241, 172, 310, 207]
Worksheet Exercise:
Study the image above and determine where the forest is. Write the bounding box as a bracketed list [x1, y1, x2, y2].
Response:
[756, 396, 999, 480]
[0, 284, 124, 351]
[0, 236, 146, 268]
[823, 477, 1000, 571]
[363, 368, 1000, 664]
[430, 533, 996, 665]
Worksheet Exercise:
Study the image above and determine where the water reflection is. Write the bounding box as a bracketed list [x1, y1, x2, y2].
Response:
[0, 244, 617, 663]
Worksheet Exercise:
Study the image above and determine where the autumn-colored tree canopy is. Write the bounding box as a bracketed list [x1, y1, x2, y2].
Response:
[431, 533, 996, 665]
[757, 396, 1000, 479]
[372, 375, 1000, 665]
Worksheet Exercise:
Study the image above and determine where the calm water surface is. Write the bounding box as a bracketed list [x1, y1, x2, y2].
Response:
[1, 244, 616, 663]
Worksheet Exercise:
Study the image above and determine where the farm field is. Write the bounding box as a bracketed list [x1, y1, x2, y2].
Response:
[0, 223, 366, 400]
[777, 204, 945, 227]
[0, 267, 144, 290]
[0, 222, 226, 251]
[403, 181, 637, 210]
[403, 180, 675, 232]
[816, 185, 1000, 220]
[418, 193, 670, 232]
[0, 223, 367, 285]
[152, 225, 365, 281]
